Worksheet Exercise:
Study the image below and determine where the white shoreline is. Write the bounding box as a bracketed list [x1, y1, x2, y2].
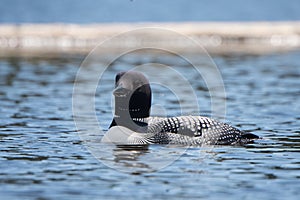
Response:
[0, 22, 299, 56]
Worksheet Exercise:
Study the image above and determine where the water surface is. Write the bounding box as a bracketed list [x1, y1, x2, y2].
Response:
[0, 51, 300, 199]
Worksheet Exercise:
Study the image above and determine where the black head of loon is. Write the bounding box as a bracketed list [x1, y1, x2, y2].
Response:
[110, 71, 151, 131]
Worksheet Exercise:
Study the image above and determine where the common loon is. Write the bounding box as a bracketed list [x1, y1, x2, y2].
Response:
[103, 71, 259, 145]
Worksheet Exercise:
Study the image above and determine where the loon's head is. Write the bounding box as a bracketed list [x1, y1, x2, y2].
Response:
[109, 71, 152, 130]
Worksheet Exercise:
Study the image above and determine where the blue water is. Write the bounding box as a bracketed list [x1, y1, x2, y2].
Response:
[0, 0, 299, 23]
[0, 51, 299, 199]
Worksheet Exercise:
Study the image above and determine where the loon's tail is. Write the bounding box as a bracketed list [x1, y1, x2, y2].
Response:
[242, 133, 259, 139]
[241, 132, 260, 144]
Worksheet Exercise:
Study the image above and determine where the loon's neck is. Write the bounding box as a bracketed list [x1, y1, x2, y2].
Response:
[109, 115, 148, 132]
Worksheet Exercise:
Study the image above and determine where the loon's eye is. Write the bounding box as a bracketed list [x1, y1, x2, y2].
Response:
[115, 72, 126, 86]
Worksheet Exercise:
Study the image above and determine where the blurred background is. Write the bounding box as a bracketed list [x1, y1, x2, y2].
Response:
[0, 0, 299, 23]
[0, 0, 300, 55]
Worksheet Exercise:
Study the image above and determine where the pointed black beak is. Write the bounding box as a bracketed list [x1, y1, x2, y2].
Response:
[113, 85, 131, 97]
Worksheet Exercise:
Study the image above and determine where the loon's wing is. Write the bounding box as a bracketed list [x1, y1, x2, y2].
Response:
[147, 116, 258, 145]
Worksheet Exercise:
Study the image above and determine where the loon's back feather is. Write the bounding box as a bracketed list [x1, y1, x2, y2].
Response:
[144, 116, 258, 145]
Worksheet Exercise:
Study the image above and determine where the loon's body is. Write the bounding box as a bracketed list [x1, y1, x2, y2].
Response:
[104, 71, 259, 145]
